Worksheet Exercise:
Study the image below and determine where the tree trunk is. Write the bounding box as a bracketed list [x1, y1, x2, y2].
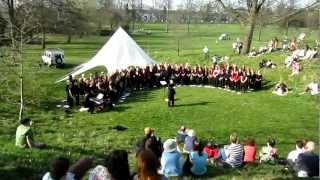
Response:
[258, 24, 262, 41]
[242, 13, 257, 54]
[285, 19, 289, 36]
[42, 27, 46, 49]
[19, 30, 24, 122]
[67, 34, 72, 43]
[166, 6, 169, 33]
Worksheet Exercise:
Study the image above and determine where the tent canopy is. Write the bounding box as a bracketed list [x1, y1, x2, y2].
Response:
[57, 27, 157, 82]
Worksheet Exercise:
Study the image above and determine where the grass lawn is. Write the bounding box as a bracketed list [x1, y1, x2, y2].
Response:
[0, 23, 319, 179]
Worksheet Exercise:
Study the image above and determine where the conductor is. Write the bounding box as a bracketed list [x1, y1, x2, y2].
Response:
[167, 80, 176, 107]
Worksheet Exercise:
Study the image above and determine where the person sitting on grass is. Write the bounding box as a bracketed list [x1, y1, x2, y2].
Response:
[134, 150, 168, 180]
[188, 141, 208, 176]
[136, 127, 162, 157]
[89, 150, 131, 180]
[290, 60, 301, 76]
[183, 129, 197, 154]
[259, 138, 278, 163]
[42, 157, 70, 180]
[43, 156, 94, 180]
[15, 118, 45, 149]
[304, 81, 319, 95]
[273, 81, 288, 96]
[160, 139, 184, 178]
[219, 133, 244, 168]
[287, 140, 304, 168]
[294, 141, 319, 178]
[176, 126, 187, 151]
[243, 137, 256, 164]
[203, 141, 220, 163]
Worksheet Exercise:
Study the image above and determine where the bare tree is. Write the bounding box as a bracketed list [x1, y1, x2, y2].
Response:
[216, 0, 266, 54]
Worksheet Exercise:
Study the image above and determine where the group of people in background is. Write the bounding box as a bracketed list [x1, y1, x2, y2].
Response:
[65, 63, 263, 112]
[39, 126, 319, 179]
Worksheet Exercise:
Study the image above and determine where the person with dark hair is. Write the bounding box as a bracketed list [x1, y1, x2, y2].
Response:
[243, 137, 256, 163]
[42, 157, 70, 180]
[259, 138, 278, 163]
[294, 141, 319, 177]
[167, 80, 175, 107]
[89, 150, 131, 180]
[134, 150, 167, 180]
[188, 141, 208, 176]
[287, 140, 304, 165]
[66, 80, 74, 107]
[15, 118, 45, 148]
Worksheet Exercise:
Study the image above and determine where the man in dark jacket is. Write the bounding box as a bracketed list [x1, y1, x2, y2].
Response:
[167, 80, 176, 107]
[294, 141, 319, 177]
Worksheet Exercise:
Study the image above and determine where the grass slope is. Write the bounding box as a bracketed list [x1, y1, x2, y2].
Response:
[0, 23, 319, 179]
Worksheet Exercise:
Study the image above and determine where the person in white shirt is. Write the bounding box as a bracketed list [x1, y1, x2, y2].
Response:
[305, 81, 319, 95]
[287, 140, 304, 165]
[203, 46, 209, 59]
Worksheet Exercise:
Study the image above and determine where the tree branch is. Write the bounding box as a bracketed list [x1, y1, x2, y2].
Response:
[216, 0, 247, 23]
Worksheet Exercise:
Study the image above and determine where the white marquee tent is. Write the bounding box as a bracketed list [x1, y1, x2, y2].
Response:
[57, 27, 157, 82]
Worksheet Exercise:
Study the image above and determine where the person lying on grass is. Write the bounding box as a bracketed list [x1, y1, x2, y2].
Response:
[15, 118, 45, 149]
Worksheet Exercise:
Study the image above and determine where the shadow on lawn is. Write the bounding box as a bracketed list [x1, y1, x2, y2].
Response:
[174, 101, 215, 107]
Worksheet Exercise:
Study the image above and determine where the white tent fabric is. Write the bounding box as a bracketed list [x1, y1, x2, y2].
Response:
[57, 27, 157, 82]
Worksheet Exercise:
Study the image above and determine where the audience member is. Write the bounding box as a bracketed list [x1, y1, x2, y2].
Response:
[176, 126, 187, 145]
[219, 133, 244, 168]
[42, 157, 70, 180]
[89, 150, 131, 180]
[15, 118, 45, 149]
[304, 81, 319, 95]
[183, 129, 197, 153]
[259, 138, 278, 163]
[134, 150, 168, 180]
[294, 141, 319, 177]
[188, 141, 208, 176]
[203, 141, 220, 161]
[160, 139, 184, 177]
[273, 82, 288, 96]
[243, 137, 256, 163]
[287, 140, 304, 166]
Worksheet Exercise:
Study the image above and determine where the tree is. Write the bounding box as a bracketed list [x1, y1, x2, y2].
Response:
[216, 0, 266, 54]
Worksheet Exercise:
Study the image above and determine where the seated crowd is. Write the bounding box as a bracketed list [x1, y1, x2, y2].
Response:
[40, 127, 318, 179]
[65, 63, 263, 112]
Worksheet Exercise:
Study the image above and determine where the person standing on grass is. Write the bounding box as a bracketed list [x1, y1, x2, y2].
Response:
[167, 80, 175, 107]
[15, 118, 45, 149]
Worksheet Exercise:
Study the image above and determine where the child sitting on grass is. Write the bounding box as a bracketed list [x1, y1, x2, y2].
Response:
[259, 138, 278, 163]
[243, 137, 256, 164]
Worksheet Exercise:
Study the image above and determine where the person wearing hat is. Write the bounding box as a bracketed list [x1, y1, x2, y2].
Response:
[167, 80, 176, 107]
[15, 118, 45, 148]
[160, 139, 184, 177]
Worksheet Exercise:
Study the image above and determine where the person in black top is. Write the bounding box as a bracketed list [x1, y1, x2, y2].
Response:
[66, 80, 74, 107]
[294, 141, 319, 177]
[167, 80, 176, 107]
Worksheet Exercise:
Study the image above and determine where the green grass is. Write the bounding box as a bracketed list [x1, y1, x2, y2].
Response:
[0, 23, 319, 179]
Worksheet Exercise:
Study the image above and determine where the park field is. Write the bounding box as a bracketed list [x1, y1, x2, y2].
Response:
[0, 23, 319, 179]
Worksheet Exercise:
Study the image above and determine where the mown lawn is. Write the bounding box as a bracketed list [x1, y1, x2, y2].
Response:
[0, 23, 319, 179]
